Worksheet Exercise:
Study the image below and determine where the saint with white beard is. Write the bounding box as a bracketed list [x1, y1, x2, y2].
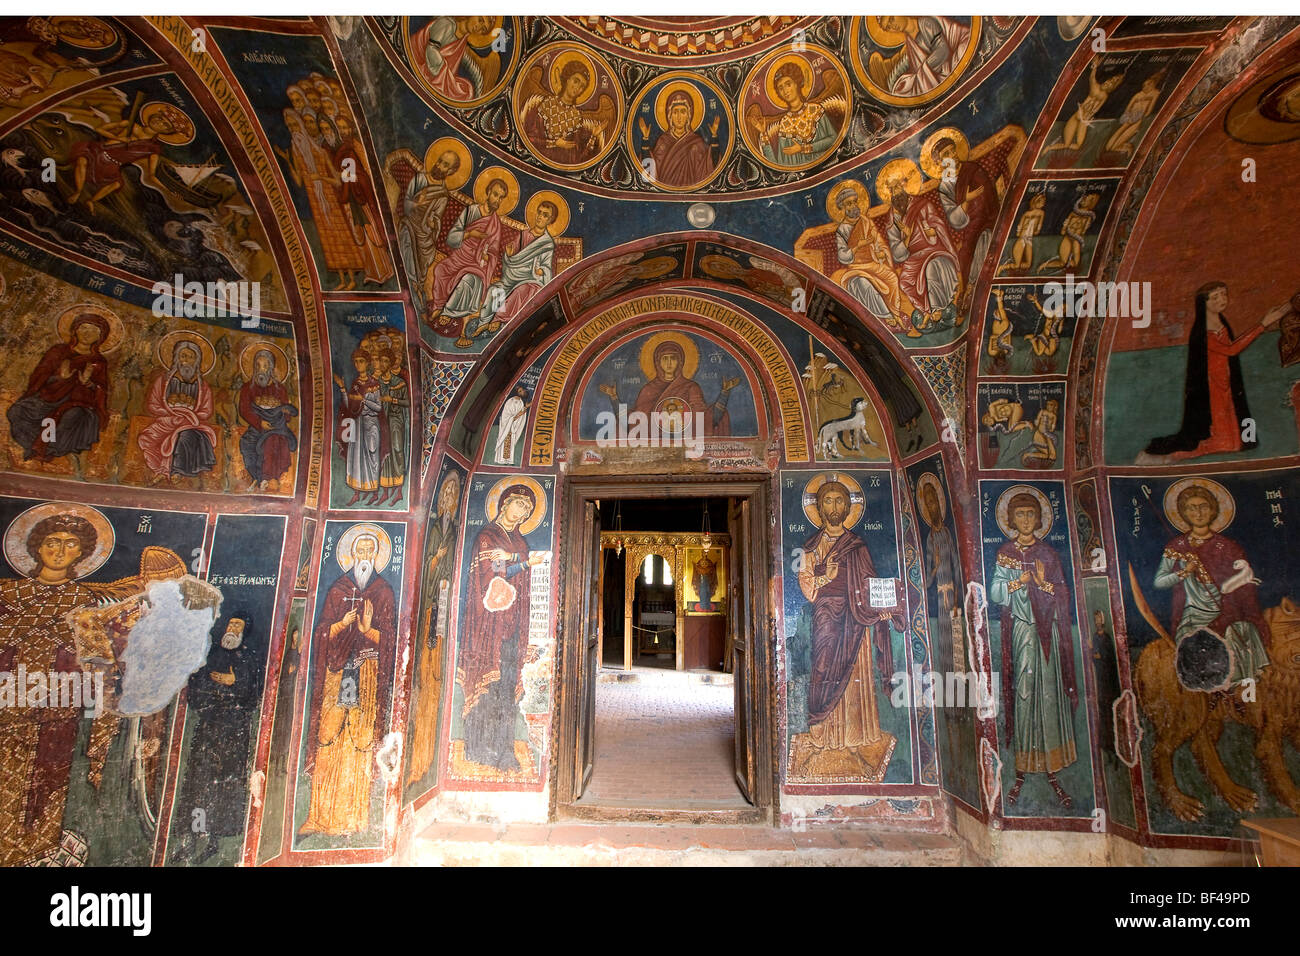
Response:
[300, 525, 397, 836]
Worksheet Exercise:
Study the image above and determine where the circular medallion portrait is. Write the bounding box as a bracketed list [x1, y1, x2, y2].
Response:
[403, 16, 521, 108]
[625, 72, 734, 192]
[740, 44, 851, 172]
[850, 16, 981, 107]
[513, 43, 624, 172]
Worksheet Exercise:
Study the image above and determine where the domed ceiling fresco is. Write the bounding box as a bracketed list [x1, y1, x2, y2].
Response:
[0, 13, 1298, 867]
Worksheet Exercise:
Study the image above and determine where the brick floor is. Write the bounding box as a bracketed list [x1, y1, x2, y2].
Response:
[577, 668, 748, 809]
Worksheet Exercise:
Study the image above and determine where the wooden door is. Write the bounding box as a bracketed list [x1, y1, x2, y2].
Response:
[728, 497, 756, 803]
[573, 499, 602, 798]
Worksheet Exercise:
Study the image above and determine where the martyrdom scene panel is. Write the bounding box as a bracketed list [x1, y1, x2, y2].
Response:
[1110, 472, 1300, 838]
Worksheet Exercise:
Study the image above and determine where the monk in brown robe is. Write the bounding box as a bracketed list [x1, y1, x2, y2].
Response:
[300, 532, 397, 836]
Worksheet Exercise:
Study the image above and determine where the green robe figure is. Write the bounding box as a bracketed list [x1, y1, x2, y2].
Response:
[375, 353, 409, 506]
[990, 491, 1078, 810]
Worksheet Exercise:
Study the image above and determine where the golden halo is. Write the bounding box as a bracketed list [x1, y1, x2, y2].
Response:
[864, 15, 909, 49]
[473, 166, 520, 217]
[402, 17, 519, 109]
[1225, 67, 1300, 145]
[50, 16, 118, 50]
[239, 340, 289, 383]
[139, 102, 195, 146]
[549, 49, 598, 105]
[802, 472, 866, 531]
[995, 484, 1054, 540]
[920, 127, 970, 181]
[436, 469, 463, 505]
[155, 329, 216, 376]
[1163, 478, 1235, 534]
[852, 17, 981, 108]
[3, 501, 115, 580]
[698, 253, 743, 280]
[485, 475, 548, 536]
[638, 331, 699, 381]
[336, 522, 393, 573]
[875, 158, 922, 203]
[825, 179, 871, 222]
[654, 80, 705, 132]
[465, 16, 503, 48]
[915, 472, 946, 528]
[423, 137, 473, 192]
[56, 303, 124, 355]
[765, 52, 814, 106]
[525, 190, 570, 236]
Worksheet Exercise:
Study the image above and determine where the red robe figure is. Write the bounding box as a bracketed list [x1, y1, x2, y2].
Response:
[884, 182, 960, 315]
[137, 342, 217, 479]
[602, 340, 737, 436]
[331, 116, 393, 285]
[458, 484, 545, 772]
[429, 179, 509, 340]
[1146, 282, 1289, 462]
[802, 482, 895, 724]
[7, 313, 111, 461]
[238, 348, 298, 489]
[649, 89, 715, 189]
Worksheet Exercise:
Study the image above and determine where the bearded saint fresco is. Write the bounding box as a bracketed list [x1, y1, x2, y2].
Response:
[137, 336, 217, 483]
[238, 344, 298, 492]
[299, 524, 398, 837]
[788, 475, 899, 783]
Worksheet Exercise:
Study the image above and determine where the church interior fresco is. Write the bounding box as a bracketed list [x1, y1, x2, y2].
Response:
[0, 12, 1297, 867]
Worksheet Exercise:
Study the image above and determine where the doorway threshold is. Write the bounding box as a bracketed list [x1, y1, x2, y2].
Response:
[598, 665, 733, 685]
[559, 803, 768, 825]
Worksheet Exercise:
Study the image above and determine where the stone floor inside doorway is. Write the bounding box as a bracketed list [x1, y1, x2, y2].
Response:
[408, 666, 965, 865]
[577, 665, 749, 810]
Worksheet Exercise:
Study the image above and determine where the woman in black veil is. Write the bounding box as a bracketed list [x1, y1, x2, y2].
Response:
[1142, 282, 1287, 462]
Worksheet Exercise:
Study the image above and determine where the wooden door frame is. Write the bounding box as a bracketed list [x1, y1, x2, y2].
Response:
[550, 474, 777, 821]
